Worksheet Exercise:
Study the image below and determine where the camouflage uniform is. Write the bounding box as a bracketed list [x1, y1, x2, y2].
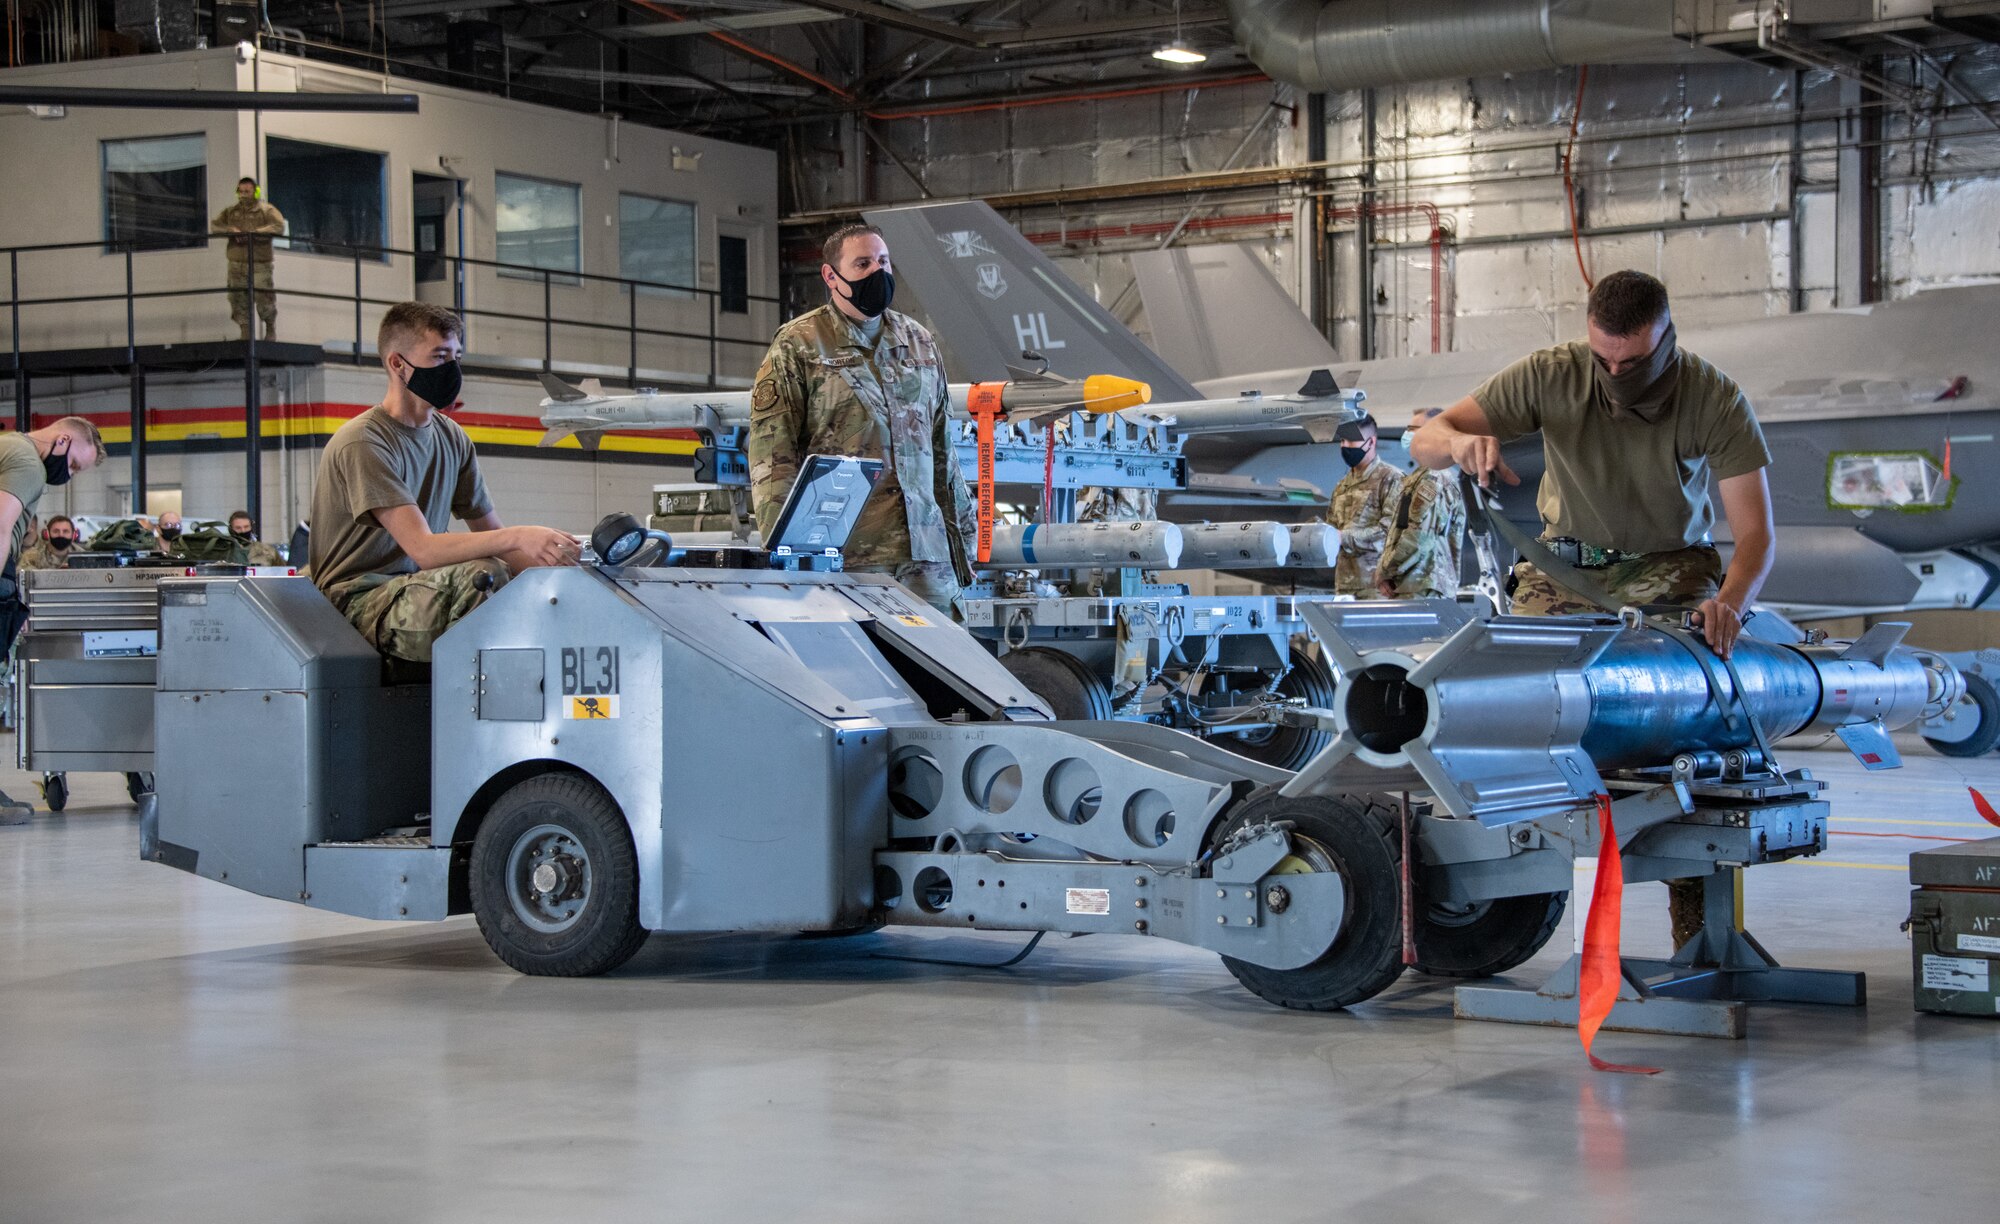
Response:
[1325, 457, 1401, 597]
[1508, 542, 1724, 947]
[1508, 544, 1722, 616]
[1077, 486, 1158, 523]
[1375, 468, 1465, 599]
[234, 538, 286, 567]
[340, 559, 510, 664]
[748, 304, 976, 618]
[211, 198, 286, 339]
[1076, 485, 1161, 693]
[18, 540, 67, 571]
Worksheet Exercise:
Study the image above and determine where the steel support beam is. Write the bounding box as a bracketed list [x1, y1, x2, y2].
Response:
[1835, 72, 1882, 307]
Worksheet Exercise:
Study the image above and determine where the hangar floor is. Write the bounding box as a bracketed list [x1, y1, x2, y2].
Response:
[2, 732, 1996, 1223]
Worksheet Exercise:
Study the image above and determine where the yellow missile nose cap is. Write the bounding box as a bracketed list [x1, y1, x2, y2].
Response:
[1081, 374, 1150, 412]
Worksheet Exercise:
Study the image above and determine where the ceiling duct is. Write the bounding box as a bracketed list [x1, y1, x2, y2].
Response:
[1222, 0, 1721, 91]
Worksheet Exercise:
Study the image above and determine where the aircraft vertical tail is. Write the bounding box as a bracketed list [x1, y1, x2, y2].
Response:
[1129, 243, 1339, 389]
[863, 201, 1203, 399]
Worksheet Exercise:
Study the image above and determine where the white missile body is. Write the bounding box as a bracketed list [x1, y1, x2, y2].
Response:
[1281, 523, 1339, 569]
[538, 374, 1364, 448]
[983, 521, 1183, 570]
[1173, 521, 1292, 570]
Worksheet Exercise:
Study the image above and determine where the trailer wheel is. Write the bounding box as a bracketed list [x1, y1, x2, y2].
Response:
[470, 774, 647, 977]
[1925, 671, 2000, 758]
[1207, 790, 1405, 1011]
[1223, 649, 1336, 772]
[999, 646, 1115, 720]
[1409, 885, 1566, 979]
[40, 773, 67, 813]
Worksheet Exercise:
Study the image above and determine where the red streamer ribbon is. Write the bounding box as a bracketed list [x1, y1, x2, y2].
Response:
[1578, 793, 1661, 1075]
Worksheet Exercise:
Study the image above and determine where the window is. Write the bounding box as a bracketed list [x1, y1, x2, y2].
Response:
[619, 193, 696, 298]
[719, 233, 748, 315]
[267, 137, 386, 259]
[496, 172, 580, 283]
[102, 134, 207, 251]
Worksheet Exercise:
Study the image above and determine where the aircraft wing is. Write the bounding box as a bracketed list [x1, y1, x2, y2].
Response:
[864, 200, 1203, 400]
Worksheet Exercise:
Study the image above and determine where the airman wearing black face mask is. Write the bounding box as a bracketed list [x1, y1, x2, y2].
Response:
[20, 514, 79, 571]
[1324, 414, 1402, 598]
[306, 301, 580, 663]
[0, 419, 105, 822]
[745, 222, 977, 619]
[225, 511, 284, 566]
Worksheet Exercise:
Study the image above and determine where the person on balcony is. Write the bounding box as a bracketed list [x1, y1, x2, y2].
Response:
[212, 177, 287, 342]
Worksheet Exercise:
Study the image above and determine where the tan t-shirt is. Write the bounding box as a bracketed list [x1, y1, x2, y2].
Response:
[0, 434, 48, 568]
[308, 406, 492, 607]
[1472, 339, 1771, 555]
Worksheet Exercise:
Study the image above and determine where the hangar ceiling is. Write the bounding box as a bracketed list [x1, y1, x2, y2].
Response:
[242, 1, 2000, 146]
[251, 1, 1250, 142]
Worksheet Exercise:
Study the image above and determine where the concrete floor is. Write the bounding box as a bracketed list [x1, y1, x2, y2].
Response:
[2, 734, 1997, 1224]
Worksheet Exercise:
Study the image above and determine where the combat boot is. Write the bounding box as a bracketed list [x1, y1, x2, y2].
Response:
[0, 788, 32, 826]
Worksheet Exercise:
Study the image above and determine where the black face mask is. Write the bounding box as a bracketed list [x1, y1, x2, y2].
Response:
[400, 354, 463, 411]
[48, 537, 72, 552]
[43, 436, 72, 486]
[159, 526, 181, 541]
[1339, 445, 1369, 470]
[832, 267, 895, 319]
[230, 528, 253, 541]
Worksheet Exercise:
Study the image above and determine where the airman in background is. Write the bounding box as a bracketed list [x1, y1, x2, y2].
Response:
[1325, 414, 1401, 598]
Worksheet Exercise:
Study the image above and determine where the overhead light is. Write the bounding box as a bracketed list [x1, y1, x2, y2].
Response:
[1152, 41, 1206, 65]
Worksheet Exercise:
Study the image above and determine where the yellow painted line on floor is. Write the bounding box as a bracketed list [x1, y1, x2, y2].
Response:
[1830, 817, 1994, 829]
[1784, 860, 1908, 871]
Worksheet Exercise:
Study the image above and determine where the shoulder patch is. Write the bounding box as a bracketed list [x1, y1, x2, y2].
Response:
[752, 379, 779, 410]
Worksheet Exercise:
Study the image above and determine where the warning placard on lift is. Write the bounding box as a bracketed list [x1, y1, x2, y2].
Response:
[562, 646, 620, 719]
[1065, 888, 1110, 916]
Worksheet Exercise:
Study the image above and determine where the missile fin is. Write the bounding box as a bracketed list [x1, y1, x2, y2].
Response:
[1839, 622, 1911, 665]
[538, 371, 589, 402]
[1835, 718, 1902, 769]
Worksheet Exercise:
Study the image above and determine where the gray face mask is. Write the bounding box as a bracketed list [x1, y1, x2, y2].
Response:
[1592, 322, 1680, 423]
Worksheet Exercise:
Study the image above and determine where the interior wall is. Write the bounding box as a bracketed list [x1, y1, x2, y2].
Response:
[779, 46, 2000, 371]
[0, 46, 780, 386]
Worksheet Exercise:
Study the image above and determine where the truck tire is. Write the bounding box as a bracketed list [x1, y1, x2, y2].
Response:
[470, 774, 648, 977]
[1409, 885, 1567, 979]
[999, 646, 1114, 721]
[1224, 649, 1336, 773]
[1925, 671, 2000, 758]
[1205, 790, 1405, 1011]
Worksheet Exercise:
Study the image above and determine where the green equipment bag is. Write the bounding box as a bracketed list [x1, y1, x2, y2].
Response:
[83, 520, 161, 553]
[172, 529, 242, 563]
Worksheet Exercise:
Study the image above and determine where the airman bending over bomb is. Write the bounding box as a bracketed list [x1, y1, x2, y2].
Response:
[1411, 270, 1776, 949]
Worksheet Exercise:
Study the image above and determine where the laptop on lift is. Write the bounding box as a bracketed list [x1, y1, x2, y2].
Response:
[764, 454, 885, 560]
